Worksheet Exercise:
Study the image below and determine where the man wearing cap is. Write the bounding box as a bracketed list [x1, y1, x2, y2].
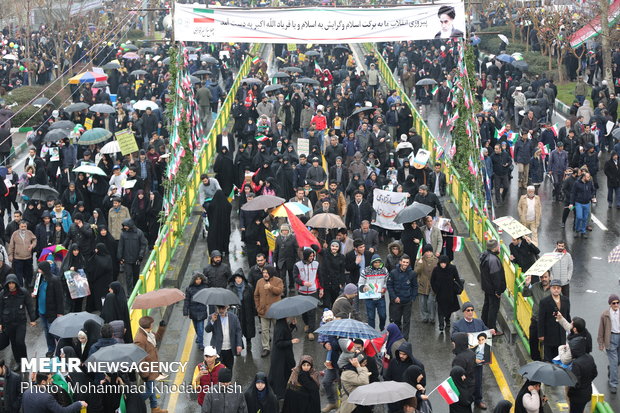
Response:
[414, 185, 443, 217]
[549, 141, 569, 201]
[538, 279, 571, 362]
[451, 303, 492, 410]
[273, 225, 298, 293]
[201, 368, 247, 413]
[522, 271, 551, 361]
[329, 157, 349, 193]
[205, 305, 243, 370]
[332, 283, 361, 321]
[598, 294, 620, 393]
[107, 197, 130, 241]
[479, 240, 505, 334]
[193, 346, 225, 406]
[358, 254, 389, 331]
[305, 157, 327, 192]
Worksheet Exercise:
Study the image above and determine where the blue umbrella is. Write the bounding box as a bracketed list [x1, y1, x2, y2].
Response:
[470, 36, 481, 46]
[314, 318, 382, 339]
[496, 54, 515, 64]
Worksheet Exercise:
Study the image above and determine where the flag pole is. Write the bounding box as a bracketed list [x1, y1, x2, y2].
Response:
[426, 383, 441, 397]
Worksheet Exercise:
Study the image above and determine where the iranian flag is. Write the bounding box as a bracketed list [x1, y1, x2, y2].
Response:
[452, 236, 464, 252]
[437, 376, 460, 404]
[252, 56, 260, 64]
[431, 85, 439, 96]
[497, 126, 507, 137]
[255, 134, 269, 142]
[507, 131, 518, 143]
[315, 62, 322, 73]
[227, 185, 238, 203]
[550, 124, 559, 137]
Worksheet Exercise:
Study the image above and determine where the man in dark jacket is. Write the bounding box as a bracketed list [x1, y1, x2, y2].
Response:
[569, 172, 596, 238]
[538, 279, 571, 362]
[33, 261, 64, 356]
[273, 225, 299, 293]
[0, 256, 13, 287]
[490, 144, 512, 205]
[205, 306, 243, 370]
[480, 239, 506, 334]
[293, 154, 311, 188]
[87, 323, 117, 357]
[428, 162, 447, 197]
[0, 274, 36, 364]
[387, 254, 417, 338]
[324, 136, 346, 168]
[64, 213, 96, 258]
[604, 151, 620, 208]
[201, 368, 246, 413]
[413, 185, 443, 217]
[23, 373, 85, 412]
[567, 336, 598, 412]
[514, 133, 536, 189]
[0, 360, 22, 411]
[345, 240, 373, 285]
[509, 236, 540, 274]
[203, 250, 232, 289]
[140, 108, 158, 144]
[345, 191, 375, 231]
[331, 284, 361, 320]
[117, 219, 148, 294]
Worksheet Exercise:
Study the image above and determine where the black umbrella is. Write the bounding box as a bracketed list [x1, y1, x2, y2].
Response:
[189, 75, 201, 85]
[333, 45, 351, 53]
[123, 44, 138, 51]
[297, 77, 320, 86]
[201, 55, 218, 64]
[393, 202, 434, 224]
[64, 103, 90, 113]
[283, 66, 303, 73]
[43, 128, 70, 143]
[22, 184, 59, 201]
[32, 97, 53, 107]
[162, 57, 171, 65]
[611, 128, 620, 140]
[416, 78, 437, 86]
[513, 60, 529, 72]
[519, 361, 576, 386]
[48, 120, 75, 130]
[241, 195, 285, 211]
[192, 288, 241, 306]
[90, 104, 115, 114]
[50, 312, 103, 338]
[139, 47, 156, 54]
[305, 50, 320, 57]
[102, 61, 121, 70]
[130, 69, 148, 77]
[85, 344, 147, 371]
[193, 69, 212, 76]
[184, 46, 198, 53]
[263, 84, 284, 93]
[272, 72, 289, 78]
[93, 81, 109, 88]
[266, 295, 319, 319]
[241, 78, 263, 85]
[349, 106, 376, 117]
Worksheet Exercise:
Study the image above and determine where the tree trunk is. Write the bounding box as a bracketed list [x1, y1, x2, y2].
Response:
[600, 0, 614, 85]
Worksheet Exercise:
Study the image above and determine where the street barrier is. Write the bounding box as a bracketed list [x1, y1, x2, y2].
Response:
[126, 43, 263, 335]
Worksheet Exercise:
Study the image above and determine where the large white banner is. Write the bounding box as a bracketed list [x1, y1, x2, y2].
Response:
[173, 2, 466, 44]
[372, 189, 408, 230]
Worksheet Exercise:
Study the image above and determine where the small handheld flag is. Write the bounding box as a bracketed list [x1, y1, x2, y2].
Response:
[452, 236, 464, 252]
[436, 376, 460, 404]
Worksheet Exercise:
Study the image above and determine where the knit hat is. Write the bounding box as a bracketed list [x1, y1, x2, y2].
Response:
[218, 368, 232, 383]
[343, 283, 357, 295]
[461, 301, 474, 312]
[422, 244, 434, 254]
[322, 309, 334, 323]
[487, 239, 499, 251]
[609, 294, 620, 305]
[210, 250, 222, 258]
[370, 254, 382, 264]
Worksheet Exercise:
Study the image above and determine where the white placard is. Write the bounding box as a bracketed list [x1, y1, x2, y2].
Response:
[372, 188, 408, 230]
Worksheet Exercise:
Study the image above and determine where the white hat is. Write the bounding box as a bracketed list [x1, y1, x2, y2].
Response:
[204, 346, 218, 357]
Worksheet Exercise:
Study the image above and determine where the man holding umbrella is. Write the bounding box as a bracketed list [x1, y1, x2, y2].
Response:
[205, 305, 243, 370]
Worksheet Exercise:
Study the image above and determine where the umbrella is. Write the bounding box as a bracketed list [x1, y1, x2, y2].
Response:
[519, 361, 576, 386]
[50, 312, 103, 338]
[241, 78, 263, 85]
[201, 55, 218, 64]
[305, 50, 320, 57]
[122, 52, 140, 60]
[192, 288, 241, 306]
[102, 61, 121, 69]
[612, 129, 620, 140]
[314, 318, 382, 339]
[283, 66, 303, 73]
[416, 78, 437, 86]
[297, 77, 320, 86]
[333, 45, 352, 53]
[184, 46, 198, 53]
[263, 84, 284, 93]
[272, 72, 290, 78]
[133, 100, 159, 111]
[241, 195, 285, 211]
[498, 34, 510, 44]
[348, 381, 417, 405]
[122, 44, 139, 51]
[85, 344, 147, 370]
[32, 97, 53, 107]
[2, 54, 18, 61]
[22, 184, 59, 201]
[513, 60, 529, 71]
[393, 202, 434, 224]
[139, 47, 156, 54]
[38, 245, 68, 262]
[90, 104, 115, 114]
[64, 102, 90, 113]
[189, 75, 201, 85]
[496, 54, 515, 63]
[162, 57, 171, 65]
[93, 81, 109, 88]
[73, 164, 107, 176]
[470, 35, 481, 46]
[306, 213, 346, 229]
[78, 128, 112, 145]
[132, 288, 185, 309]
[265, 295, 319, 319]
[43, 129, 69, 142]
[350, 106, 376, 117]
[49, 120, 76, 130]
[100, 140, 121, 154]
[511, 52, 524, 61]
[609, 244, 620, 263]
[68, 71, 108, 84]
[193, 69, 212, 76]
[271, 202, 311, 217]
[130, 69, 148, 77]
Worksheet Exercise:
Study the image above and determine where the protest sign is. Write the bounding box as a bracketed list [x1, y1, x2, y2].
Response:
[372, 188, 408, 230]
[115, 129, 139, 155]
[493, 216, 532, 239]
[297, 138, 310, 157]
[523, 252, 563, 277]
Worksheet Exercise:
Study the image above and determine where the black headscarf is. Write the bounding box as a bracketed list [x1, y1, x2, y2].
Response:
[101, 281, 132, 343]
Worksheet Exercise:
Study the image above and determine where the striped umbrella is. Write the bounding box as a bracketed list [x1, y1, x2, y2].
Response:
[68, 71, 108, 85]
[271, 202, 310, 217]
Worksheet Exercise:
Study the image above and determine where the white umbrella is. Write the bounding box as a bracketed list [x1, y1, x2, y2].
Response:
[73, 164, 107, 176]
[133, 100, 159, 111]
[100, 140, 121, 154]
[498, 34, 509, 45]
[2, 54, 18, 61]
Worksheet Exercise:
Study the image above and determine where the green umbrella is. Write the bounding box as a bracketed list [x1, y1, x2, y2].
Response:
[78, 128, 112, 145]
